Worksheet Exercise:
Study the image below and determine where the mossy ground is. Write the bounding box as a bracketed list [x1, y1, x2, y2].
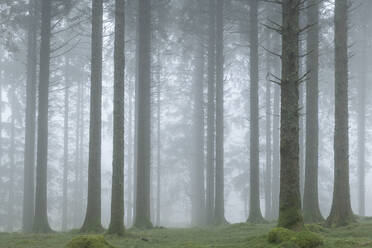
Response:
[1, 220, 372, 247]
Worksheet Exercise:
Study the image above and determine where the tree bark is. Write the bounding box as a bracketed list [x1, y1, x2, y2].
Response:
[33, 0, 52, 233]
[206, 0, 216, 226]
[303, 0, 323, 223]
[134, 0, 153, 229]
[264, 47, 272, 220]
[248, 0, 264, 223]
[7, 83, 16, 232]
[326, 0, 355, 227]
[108, 0, 125, 235]
[214, 0, 226, 225]
[126, 82, 134, 227]
[62, 59, 70, 231]
[81, 0, 103, 232]
[278, 0, 304, 230]
[271, 83, 280, 220]
[191, 40, 206, 227]
[23, 0, 37, 233]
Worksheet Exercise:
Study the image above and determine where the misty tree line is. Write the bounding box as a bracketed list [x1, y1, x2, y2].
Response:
[0, 0, 371, 235]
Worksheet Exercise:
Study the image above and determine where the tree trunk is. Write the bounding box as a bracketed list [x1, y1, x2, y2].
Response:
[108, 0, 125, 235]
[23, 0, 37, 233]
[206, 0, 216, 226]
[33, 0, 52, 233]
[303, 0, 323, 223]
[326, 0, 355, 227]
[73, 82, 81, 228]
[271, 83, 280, 220]
[214, 0, 226, 225]
[156, 68, 161, 227]
[126, 82, 134, 227]
[248, 0, 264, 223]
[7, 83, 16, 232]
[191, 40, 206, 227]
[278, 0, 304, 230]
[81, 0, 103, 232]
[357, 3, 368, 217]
[134, 0, 153, 229]
[62, 59, 70, 231]
[264, 44, 272, 220]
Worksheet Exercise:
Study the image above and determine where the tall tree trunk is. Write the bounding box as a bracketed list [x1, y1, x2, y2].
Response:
[303, 0, 323, 223]
[79, 82, 86, 224]
[326, 0, 355, 227]
[33, 0, 52, 233]
[156, 69, 161, 227]
[62, 59, 70, 231]
[73, 82, 81, 228]
[126, 82, 134, 226]
[264, 46, 272, 220]
[191, 40, 206, 226]
[108, 0, 125, 235]
[23, 0, 37, 233]
[81, 0, 103, 232]
[248, 0, 264, 223]
[214, 0, 226, 225]
[206, 0, 216, 226]
[134, 0, 153, 229]
[278, 0, 304, 230]
[7, 83, 16, 232]
[271, 82, 280, 220]
[357, 3, 368, 217]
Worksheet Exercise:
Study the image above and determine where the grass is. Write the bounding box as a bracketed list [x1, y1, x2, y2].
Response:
[1, 220, 372, 247]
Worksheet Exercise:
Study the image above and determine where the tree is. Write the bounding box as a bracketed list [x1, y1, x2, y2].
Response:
[326, 0, 355, 227]
[133, 0, 153, 229]
[81, 0, 103, 232]
[302, 0, 323, 223]
[277, 0, 304, 230]
[214, 0, 226, 225]
[248, 0, 264, 223]
[33, 0, 52, 233]
[206, 0, 216, 226]
[108, 0, 125, 235]
[22, 0, 37, 233]
[62, 59, 70, 231]
[191, 39, 206, 227]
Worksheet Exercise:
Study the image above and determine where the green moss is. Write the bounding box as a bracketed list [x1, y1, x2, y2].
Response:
[305, 224, 328, 233]
[291, 231, 323, 248]
[268, 227, 295, 244]
[268, 228, 323, 248]
[280, 241, 300, 248]
[65, 235, 116, 248]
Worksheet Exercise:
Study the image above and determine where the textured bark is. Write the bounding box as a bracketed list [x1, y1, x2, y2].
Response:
[303, 0, 323, 223]
[81, 0, 103, 232]
[62, 60, 70, 231]
[278, 0, 304, 230]
[206, 0, 216, 226]
[33, 0, 52, 233]
[134, 0, 153, 229]
[248, 0, 264, 223]
[326, 0, 355, 227]
[108, 0, 125, 235]
[214, 0, 226, 225]
[23, 0, 37, 233]
[191, 41, 206, 226]
[7, 84, 16, 232]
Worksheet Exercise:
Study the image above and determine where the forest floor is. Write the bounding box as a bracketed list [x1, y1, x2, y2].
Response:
[1, 219, 372, 248]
